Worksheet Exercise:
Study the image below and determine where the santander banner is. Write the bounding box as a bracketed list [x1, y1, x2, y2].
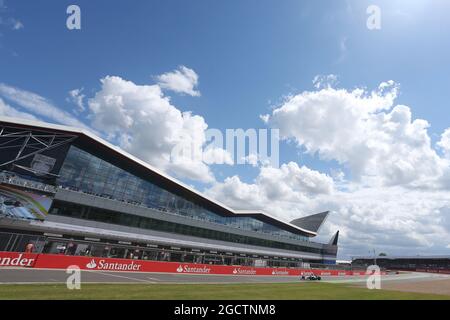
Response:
[0, 251, 372, 276]
[0, 252, 38, 268]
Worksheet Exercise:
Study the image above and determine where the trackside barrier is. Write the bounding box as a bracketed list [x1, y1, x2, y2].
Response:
[0, 251, 377, 276]
[413, 268, 450, 275]
[0, 252, 39, 268]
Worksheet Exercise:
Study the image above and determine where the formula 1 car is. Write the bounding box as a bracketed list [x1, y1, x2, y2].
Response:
[300, 273, 321, 281]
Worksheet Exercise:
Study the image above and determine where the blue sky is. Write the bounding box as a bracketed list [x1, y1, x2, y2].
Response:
[1, 0, 450, 258]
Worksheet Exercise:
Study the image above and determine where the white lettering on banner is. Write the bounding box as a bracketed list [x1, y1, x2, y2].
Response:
[176, 265, 211, 274]
[271, 270, 289, 276]
[232, 268, 257, 275]
[85, 259, 142, 271]
[0, 254, 35, 267]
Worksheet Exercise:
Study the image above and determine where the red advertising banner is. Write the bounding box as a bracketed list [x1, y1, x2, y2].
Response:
[1, 251, 373, 276]
[35, 254, 303, 275]
[0, 252, 39, 268]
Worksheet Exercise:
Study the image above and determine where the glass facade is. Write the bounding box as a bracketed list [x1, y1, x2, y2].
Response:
[2, 230, 327, 267]
[57, 146, 309, 242]
[50, 200, 328, 254]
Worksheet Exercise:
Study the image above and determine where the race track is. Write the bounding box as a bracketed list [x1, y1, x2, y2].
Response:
[0, 268, 448, 285]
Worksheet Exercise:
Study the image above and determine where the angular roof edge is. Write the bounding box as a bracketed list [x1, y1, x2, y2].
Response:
[290, 211, 329, 233]
[0, 116, 318, 237]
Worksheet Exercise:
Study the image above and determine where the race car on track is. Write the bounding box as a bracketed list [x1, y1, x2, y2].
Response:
[300, 272, 321, 281]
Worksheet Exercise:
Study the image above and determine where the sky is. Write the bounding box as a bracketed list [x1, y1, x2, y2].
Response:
[1, 0, 450, 259]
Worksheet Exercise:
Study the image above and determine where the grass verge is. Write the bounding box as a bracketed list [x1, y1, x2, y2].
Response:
[0, 282, 449, 300]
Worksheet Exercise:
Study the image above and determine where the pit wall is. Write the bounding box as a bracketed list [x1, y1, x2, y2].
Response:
[0, 251, 373, 276]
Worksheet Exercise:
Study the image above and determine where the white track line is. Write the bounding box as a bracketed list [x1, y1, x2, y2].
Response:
[84, 270, 157, 283]
[146, 277, 161, 281]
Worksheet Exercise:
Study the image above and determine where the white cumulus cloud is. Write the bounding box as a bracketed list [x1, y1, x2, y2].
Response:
[155, 65, 201, 97]
[263, 81, 449, 189]
[438, 128, 450, 159]
[208, 79, 450, 258]
[206, 164, 450, 259]
[88, 75, 222, 183]
[67, 88, 85, 112]
[0, 71, 230, 184]
[206, 162, 334, 212]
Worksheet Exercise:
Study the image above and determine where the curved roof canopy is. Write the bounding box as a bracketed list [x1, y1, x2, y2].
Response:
[0, 116, 323, 237]
[290, 211, 329, 233]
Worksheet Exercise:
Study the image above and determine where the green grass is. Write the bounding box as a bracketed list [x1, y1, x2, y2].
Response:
[0, 282, 448, 300]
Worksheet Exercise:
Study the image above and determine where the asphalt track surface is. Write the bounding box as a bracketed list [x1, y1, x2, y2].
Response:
[0, 268, 448, 285]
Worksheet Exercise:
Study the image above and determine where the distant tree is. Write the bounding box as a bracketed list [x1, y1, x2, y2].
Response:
[379, 253, 387, 256]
